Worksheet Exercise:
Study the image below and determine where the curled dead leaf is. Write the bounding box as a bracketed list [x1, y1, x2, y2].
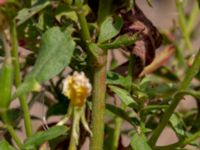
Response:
[115, 3, 162, 77]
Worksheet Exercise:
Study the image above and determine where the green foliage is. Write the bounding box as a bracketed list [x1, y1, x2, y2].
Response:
[98, 16, 123, 43]
[0, 62, 13, 110]
[22, 126, 69, 149]
[170, 113, 185, 138]
[15, 1, 51, 26]
[14, 27, 75, 97]
[0, 140, 16, 150]
[131, 133, 152, 150]
[109, 85, 138, 107]
[0, 0, 200, 150]
[99, 33, 138, 50]
[106, 104, 140, 126]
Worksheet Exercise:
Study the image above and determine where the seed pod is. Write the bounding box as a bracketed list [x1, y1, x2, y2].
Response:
[0, 59, 13, 112]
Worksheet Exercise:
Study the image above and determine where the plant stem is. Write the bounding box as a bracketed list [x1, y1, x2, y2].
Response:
[90, 58, 107, 150]
[173, 41, 186, 67]
[11, 22, 33, 136]
[175, 0, 194, 51]
[154, 142, 181, 150]
[179, 130, 200, 147]
[68, 136, 77, 150]
[111, 102, 127, 150]
[76, 12, 91, 43]
[0, 29, 22, 149]
[111, 116, 123, 150]
[110, 55, 134, 150]
[187, 1, 199, 35]
[76, 8, 99, 60]
[149, 50, 200, 147]
[155, 129, 200, 149]
[97, 0, 113, 24]
[68, 108, 77, 150]
[76, 1, 111, 149]
[2, 112, 23, 149]
[90, 1, 114, 148]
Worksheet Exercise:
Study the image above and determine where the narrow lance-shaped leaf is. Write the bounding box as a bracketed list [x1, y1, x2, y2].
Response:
[22, 126, 68, 149]
[106, 104, 140, 126]
[99, 33, 138, 50]
[109, 85, 138, 108]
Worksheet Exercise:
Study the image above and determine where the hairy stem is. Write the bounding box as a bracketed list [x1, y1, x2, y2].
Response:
[149, 50, 200, 147]
[90, 58, 107, 150]
[11, 22, 33, 136]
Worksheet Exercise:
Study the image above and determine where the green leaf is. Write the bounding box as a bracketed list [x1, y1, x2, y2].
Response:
[99, 33, 138, 50]
[29, 27, 75, 82]
[109, 85, 137, 107]
[98, 16, 123, 43]
[107, 71, 130, 88]
[55, 5, 78, 23]
[16, 1, 51, 26]
[13, 79, 40, 99]
[141, 105, 168, 115]
[106, 104, 140, 126]
[131, 133, 152, 150]
[14, 27, 75, 98]
[170, 114, 185, 138]
[23, 126, 68, 149]
[0, 140, 16, 150]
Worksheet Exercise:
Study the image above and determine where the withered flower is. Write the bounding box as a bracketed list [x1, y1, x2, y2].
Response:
[63, 71, 92, 107]
[60, 71, 92, 149]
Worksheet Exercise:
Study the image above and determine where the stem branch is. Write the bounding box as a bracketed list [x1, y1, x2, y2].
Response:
[11, 22, 33, 136]
[149, 50, 200, 147]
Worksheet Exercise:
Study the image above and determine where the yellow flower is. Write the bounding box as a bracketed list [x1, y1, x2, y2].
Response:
[63, 71, 92, 106]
